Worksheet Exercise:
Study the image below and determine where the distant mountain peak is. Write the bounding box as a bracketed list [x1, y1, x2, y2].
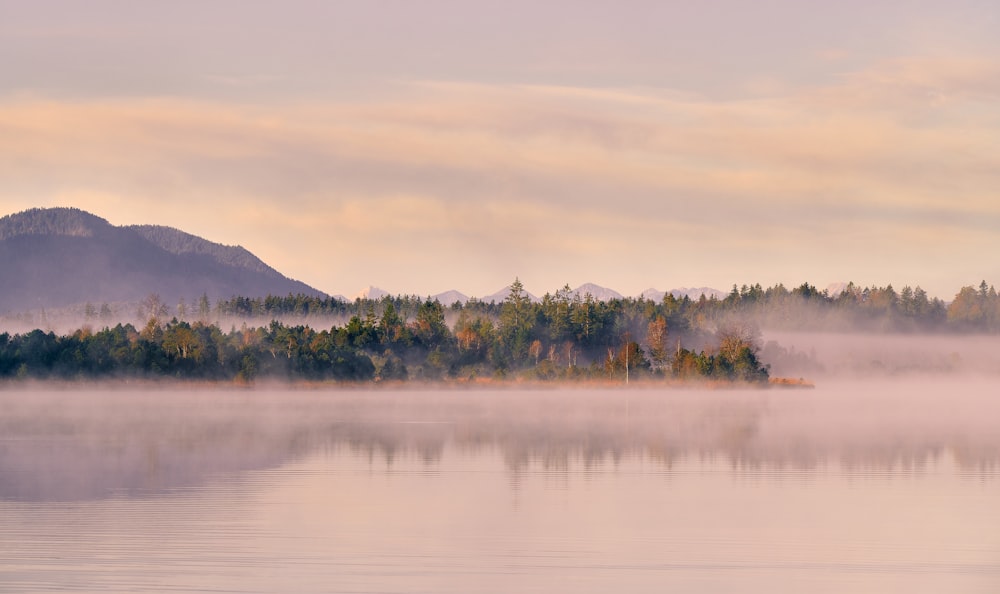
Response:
[432, 290, 469, 305]
[825, 282, 851, 296]
[481, 285, 540, 304]
[570, 283, 623, 301]
[670, 287, 725, 300]
[640, 288, 666, 301]
[340, 283, 725, 304]
[354, 286, 390, 300]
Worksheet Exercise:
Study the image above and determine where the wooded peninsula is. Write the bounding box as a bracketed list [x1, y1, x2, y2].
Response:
[1, 279, 997, 384]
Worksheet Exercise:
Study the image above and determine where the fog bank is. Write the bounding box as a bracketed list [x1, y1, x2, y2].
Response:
[761, 332, 1000, 378]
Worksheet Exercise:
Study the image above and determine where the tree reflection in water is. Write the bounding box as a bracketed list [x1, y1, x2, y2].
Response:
[1, 383, 998, 501]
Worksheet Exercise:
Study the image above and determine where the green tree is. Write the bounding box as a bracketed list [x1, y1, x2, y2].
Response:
[378, 300, 406, 346]
[499, 278, 534, 365]
[414, 299, 450, 347]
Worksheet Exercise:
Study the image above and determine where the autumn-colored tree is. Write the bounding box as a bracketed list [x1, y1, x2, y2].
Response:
[717, 323, 759, 362]
[529, 339, 543, 365]
[646, 316, 668, 371]
[947, 286, 985, 328]
[715, 324, 768, 383]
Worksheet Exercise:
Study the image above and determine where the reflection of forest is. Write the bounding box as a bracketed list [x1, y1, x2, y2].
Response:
[2, 387, 998, 501]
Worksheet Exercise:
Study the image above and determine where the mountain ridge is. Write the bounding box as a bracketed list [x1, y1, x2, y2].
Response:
[0, 207, 325, 313]
[569, 283, 624, 301]
[0, 208, 729, 314]
[366, 283, 726, 304]
[128, 224, 280, 277]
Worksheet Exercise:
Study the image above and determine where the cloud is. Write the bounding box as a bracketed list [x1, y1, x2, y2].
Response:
[1, 55, 998, 296]
[836, 56, 1000, 103]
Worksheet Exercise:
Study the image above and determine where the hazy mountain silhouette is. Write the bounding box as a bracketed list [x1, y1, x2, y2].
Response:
[0, 207, 324, 313]
[570, 283, 623, 301]
[432, 290, 469, 305]
[353, 285, 390, 301]
[481, 285, 540, 304]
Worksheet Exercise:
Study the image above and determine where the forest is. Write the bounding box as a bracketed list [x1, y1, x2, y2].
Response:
[1, 279, 998, 384]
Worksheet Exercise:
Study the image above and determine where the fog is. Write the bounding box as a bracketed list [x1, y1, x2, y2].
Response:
[0, 304, 355, 337]
[2, 380, 997, 502]
[760, 331, 1000, 378]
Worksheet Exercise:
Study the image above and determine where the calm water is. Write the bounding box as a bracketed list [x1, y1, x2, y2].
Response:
[2, 382, 999, 593]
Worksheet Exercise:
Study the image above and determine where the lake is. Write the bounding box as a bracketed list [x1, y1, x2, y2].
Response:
[2, 381, 999, 593]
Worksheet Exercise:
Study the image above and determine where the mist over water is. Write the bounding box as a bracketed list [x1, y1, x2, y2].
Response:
[2, 382, 999, 501]
[761, 331, 1000, 379]
[2, 382, 998, 593]
[0, 379, 1000, 501]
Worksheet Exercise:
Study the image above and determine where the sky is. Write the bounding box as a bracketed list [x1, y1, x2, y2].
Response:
[1, 0, 999, 300]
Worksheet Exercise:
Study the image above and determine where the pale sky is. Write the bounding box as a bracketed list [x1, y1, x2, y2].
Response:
[2, 0, 998, 299]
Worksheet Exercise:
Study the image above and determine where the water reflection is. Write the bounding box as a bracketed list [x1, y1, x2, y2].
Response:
[1, 383, 998, 501]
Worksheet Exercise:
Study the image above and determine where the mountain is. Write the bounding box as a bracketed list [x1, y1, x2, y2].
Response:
[353, 286, 390, 300]
[467, 284, 722, 304]
[570, 283, 623, 301]
[432, 290, 469, 305]
[640, 287, 727, 301]
[640, 288, 666, 301]
[128, 225, 278, 275]
[0, 207, 325, 313]
[480, 285, 540, 304]
[825, 282, 851, 296]
[669, 287, 726, 300]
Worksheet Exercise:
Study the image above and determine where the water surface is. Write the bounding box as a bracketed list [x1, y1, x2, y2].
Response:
[2, 382, 998, 592]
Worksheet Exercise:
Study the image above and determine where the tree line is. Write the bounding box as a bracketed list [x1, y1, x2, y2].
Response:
[3, 279, 998, 383]
[71, 279, 1000, 337]
[206, 280, 997, 334]
[1, 279, 767, 383]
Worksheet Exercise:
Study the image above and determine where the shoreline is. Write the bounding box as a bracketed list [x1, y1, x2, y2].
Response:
[0, 376, 803, 391]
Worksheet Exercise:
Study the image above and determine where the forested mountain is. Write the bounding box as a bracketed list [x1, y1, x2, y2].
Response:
[0, 207, 324, 313]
